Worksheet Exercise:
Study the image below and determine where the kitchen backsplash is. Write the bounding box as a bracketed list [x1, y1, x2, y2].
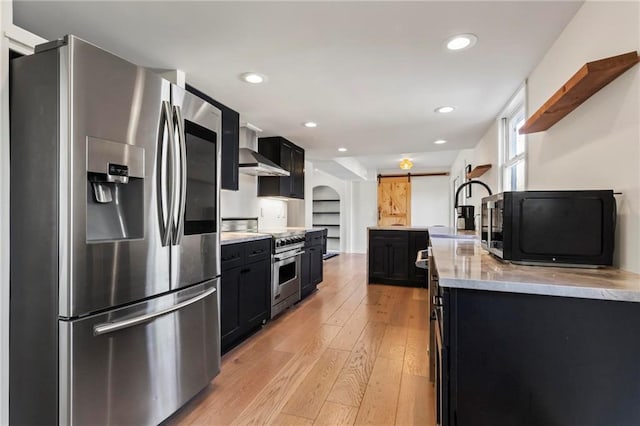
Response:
[258, 198, 287, 230]
[220, 174, 288, 230]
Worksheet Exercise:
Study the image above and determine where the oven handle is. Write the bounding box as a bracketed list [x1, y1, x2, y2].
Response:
[274, 250, 304, 262]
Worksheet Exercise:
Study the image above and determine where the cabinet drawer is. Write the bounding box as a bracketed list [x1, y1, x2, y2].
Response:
[221, 244, 243, 271]
[305, 230, 324, 247]
[244, 239, 272, 263]
[370, 230, 409, 241]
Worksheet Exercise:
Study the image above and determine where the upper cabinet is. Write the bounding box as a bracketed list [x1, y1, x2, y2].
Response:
[185, 85, 240, 191]
[258, 137, 305, 199]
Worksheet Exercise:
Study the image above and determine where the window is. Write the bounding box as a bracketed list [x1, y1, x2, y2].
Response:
[500, 86, 527, 191]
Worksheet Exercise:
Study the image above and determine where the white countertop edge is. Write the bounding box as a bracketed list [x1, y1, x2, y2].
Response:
[439, 277, 640, 303]
[220, 234, 272, 245]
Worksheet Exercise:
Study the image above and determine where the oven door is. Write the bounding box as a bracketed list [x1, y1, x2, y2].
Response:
[272, 251, 302, 306]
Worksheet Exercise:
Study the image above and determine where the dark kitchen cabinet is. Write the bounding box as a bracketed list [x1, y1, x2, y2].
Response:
[240, 259, 271, 329]
[220, 238, 271, 352]
[438, 285, 640, 426]
[185, 84, 239, 190]
[301, 229, 325, 299]
[257, 136, 305, 199]
[368, 229, 426, 287]
[220, 266, 242, 343]
[309, 246, 324, 285]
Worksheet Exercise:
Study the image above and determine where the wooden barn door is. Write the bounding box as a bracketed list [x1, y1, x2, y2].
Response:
[377, 176, 411, 226]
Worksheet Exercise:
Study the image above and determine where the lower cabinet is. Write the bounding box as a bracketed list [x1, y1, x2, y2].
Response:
[368, 229, 427, 287]
[301, 230, 325, 300]
[221, 238, 271, 353]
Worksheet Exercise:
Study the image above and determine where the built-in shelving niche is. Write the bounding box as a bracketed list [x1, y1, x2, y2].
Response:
[312, 186, 340, 252]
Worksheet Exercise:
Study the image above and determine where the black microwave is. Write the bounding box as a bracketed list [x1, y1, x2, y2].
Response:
[481, 190, 616, 266]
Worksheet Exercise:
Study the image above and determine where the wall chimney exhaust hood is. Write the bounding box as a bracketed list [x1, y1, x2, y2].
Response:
[238, 148, 290, 177]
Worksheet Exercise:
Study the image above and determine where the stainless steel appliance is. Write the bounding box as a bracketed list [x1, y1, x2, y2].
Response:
[10, 35, 222, 425]
[270, 230, 306, 318]
[481, 190, 616, 266]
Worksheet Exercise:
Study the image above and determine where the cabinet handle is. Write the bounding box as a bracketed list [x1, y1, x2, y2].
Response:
[241, 268, 250, 273]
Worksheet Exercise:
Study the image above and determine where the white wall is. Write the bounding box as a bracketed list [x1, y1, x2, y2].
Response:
[220, 174, 259, 218]
[526, 0, 639, 273]
[411, 175, 451, 227]
[349, 180, 377, 253]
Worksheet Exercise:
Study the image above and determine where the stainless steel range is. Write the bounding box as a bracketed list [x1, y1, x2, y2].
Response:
[269, 230, 306, 318]
[221, 219, 305, 318]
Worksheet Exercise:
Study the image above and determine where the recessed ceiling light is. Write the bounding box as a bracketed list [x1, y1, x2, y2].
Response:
[338, 147, 348, 152]
[446, 34, 478, 51]
[434, 139, 447, 145]
[239, 72, 266, 84]
[303, 121, 317, 128]
[435, 106, 455, 114]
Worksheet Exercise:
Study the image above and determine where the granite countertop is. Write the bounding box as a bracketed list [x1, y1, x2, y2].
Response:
[427, 226, 478, 240]
[430, 237, 640, 303]
[220, 232, 272, 245]
[368, 226, 429, 231]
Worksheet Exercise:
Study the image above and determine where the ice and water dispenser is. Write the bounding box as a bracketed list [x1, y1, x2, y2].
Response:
[86, 137, 144, 242]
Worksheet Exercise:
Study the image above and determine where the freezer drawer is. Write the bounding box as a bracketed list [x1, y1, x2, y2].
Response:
[59, 279, 220, 425]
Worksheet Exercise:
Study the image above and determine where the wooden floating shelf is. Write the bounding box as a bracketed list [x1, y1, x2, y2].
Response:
[466, 164, 492, 179]
[520, 51, 639, 134]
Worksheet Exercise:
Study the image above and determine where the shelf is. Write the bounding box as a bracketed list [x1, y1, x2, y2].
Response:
[313, 199, 340, 202]
[520, 51, 639, 134]
[313, 211, 340, 214]
[312, 224, 340, 227]
[466, 164, 492, 179]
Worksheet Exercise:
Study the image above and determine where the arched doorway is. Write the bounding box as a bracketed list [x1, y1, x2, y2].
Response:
[312, 185, 340, 253]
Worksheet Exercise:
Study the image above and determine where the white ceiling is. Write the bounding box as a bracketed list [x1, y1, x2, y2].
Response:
[14, 0, 582, 173]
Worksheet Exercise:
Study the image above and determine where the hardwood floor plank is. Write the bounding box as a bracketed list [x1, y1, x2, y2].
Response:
[231, 325, 342, 425]
[412, 287, 429, 301]
[326, 322, 387, 407]
[395, 373, 435, 426]
[314, 401, 358, 426]
[403, 327, 429, 377]
[406, 298, 430, 330]
[165, 349, 294, 425]
[270, 413, 314, 425]
[281, 348, 350, 419]
[328, 307, 370, 352]
[324, 283, 367, 326]
[354, 356, 403, 425]
[377, 325, 408, 361]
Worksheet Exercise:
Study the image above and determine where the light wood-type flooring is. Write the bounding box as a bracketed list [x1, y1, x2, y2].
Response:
[165, 253, 435, 425]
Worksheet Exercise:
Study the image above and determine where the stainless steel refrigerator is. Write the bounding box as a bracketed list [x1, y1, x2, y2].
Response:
[10, 35, 222, 425]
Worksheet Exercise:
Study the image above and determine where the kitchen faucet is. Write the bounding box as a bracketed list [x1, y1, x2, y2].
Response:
[453, 180, 493, 230]
[454, 179, 493, 208]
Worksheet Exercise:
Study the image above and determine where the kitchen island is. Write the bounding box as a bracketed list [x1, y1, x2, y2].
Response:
[367, 226, 429, 287]
[428, 227, 640, 426]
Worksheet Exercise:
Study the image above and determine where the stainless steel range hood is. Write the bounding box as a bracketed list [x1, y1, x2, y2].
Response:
[238, 124, 289, 177]
[238, 148, 290, 177]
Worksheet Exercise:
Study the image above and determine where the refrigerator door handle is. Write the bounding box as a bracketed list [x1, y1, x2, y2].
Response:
[159, 100, 177, 247]
[172, 105, 187, 245]
[93, 286, 216, 336]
